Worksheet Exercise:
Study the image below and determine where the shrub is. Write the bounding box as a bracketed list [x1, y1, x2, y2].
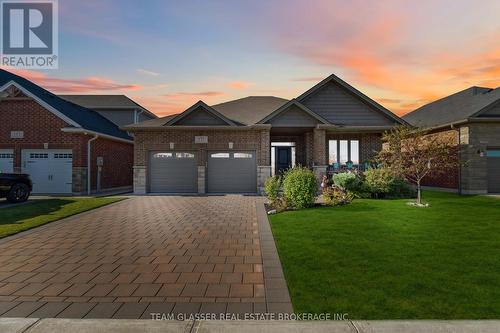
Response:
[264, 176, 281, 203]
[282, 166, 318, 209]
[388, 178, 416, 198]
[332, 172, 360, 191]
[363, 168, 395, 198]
[323, 186, 354, 206]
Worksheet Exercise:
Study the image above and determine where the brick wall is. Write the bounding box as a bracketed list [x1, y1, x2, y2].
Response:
[0, 98, 133, 193]
[420, 129, 459, 189]
[133, 129, 269, 166]
[91, 138, 133, 191]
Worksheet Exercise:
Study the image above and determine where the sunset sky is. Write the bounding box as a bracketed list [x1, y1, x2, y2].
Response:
[4, 0, 500, 117]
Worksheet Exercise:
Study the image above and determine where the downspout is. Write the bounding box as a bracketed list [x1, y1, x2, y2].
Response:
[87, 134, 98, 195]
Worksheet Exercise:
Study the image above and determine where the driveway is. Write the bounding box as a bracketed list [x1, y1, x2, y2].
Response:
[0, 196, 291, 319]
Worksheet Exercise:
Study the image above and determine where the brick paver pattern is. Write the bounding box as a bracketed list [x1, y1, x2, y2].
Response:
[0, 196, 267, 318]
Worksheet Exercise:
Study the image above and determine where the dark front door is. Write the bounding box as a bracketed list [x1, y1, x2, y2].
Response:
[276, 147, 292, 174]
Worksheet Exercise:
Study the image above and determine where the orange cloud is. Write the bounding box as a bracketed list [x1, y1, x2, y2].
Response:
[3, 68, 142, 93]
[227, 81, 250, 89]
[262, 1, 500, 115]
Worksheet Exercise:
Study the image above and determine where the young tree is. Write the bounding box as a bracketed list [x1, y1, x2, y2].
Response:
[378, 126, 458, 206]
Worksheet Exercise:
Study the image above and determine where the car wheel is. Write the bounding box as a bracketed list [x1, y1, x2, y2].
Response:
[6, 183, 30, 203]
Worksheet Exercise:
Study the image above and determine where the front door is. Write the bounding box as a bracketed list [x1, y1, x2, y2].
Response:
[276, 147, 292, 174]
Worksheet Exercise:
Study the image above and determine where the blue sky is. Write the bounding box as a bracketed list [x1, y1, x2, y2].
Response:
[7, 0, 500, 116]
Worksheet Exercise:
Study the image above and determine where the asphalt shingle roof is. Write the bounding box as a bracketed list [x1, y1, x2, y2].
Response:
[403, 86, 500, 128]
[59, 94, 156, 118]
[0, 69, 132, 141]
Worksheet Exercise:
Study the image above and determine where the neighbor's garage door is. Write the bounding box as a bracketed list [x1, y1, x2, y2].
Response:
[487, 149, 500, 193]
[0, 149, 14, 173]
[149, 152, 197, 193]
[207, 151, 256, 193]
[22, 149, 72, 194]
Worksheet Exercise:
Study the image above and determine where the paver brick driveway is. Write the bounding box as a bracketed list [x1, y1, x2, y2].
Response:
[0, 196, 284, 319]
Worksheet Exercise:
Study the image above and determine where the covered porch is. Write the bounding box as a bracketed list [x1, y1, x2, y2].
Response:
[268, 126, 383, 178]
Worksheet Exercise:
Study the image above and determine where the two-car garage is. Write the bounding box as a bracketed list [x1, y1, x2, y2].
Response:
[148, 150, 257, 194]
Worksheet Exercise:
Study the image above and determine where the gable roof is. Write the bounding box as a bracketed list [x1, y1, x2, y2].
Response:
[0, 69, 132, 141]
[59, 94, 156, 118]
[212, 96, 289, 125]
[297, 74, 406, 125]
[166, 100, 238, 126]
[257, 99, 330, 124]
[403, 86, 500, 128]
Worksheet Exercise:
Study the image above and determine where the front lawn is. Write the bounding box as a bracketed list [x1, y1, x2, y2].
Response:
[269, 191, 500, 319]
[0, 197, 125, 238]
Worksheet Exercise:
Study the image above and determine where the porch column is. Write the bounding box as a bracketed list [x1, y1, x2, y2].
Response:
[313, 128, 327, 165]
[313, 128, 327, 186]
[257, 129, 271, 195]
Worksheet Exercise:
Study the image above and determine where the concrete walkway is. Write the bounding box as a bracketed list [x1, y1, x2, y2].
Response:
[1, 318, 500, 333]
[0, 196, 291, 318]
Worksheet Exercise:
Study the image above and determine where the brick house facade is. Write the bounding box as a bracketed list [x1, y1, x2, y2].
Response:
[0, 69, 134, 194]
[404, 86, 500, 194]
[126, 75, 405, 194]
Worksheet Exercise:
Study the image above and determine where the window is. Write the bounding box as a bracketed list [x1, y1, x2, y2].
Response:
[210, 153, 230, 158]
[0, 153, 13, 159]
[234, 153, 252, 158]
[153, 152, 173, 158]
[54, 153, 72, 159]
[350, 140, 359, 164]
[30, 153, 48, 159]
[328, 139, 360, 165]
[328, 140, 337, 165]
[176, 152, 195, 158]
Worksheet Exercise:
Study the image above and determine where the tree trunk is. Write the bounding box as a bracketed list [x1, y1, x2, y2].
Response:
[417, 180, 421, 205]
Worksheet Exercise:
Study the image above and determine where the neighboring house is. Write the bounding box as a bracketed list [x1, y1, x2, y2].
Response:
[404, 86, 500, 194]
[124, 74, 406, 194]
[0, 69, 136, 194]
[59, 95, 156, 126]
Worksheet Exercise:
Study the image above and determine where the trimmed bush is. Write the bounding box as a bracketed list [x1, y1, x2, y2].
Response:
[282, 167, 318, 209]
[264, 175, 281, 203]
[363, 168, 395, 198]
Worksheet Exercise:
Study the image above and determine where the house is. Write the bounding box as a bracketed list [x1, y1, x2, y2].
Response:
[0, 69, 149, 195]
[403, 86, 500, 194]
[124, 74, 406, 194]
[59, 95, 156, 126]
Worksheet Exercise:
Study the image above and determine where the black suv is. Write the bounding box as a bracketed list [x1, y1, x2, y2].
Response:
[0, 173, 32, 203]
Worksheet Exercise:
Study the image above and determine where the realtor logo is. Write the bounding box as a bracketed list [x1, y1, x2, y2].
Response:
[1, 0, 58, 68]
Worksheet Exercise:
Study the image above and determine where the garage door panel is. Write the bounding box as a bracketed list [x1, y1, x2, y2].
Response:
[149, 152, 197, 193]
[0, 149, 14, 173]
[22, 149, 72, 194]
[487, 150, 500, 193]
[208, 151, 256, 193]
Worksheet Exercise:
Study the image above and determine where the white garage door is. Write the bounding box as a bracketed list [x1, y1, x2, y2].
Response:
[149, 152, 198, 193]
[0, 149, 14, 173]
[22, 149, 73, 194]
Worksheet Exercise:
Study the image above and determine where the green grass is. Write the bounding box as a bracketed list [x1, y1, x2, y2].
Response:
[0, 197, 125, 238]
[269, 191, 500, 319]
